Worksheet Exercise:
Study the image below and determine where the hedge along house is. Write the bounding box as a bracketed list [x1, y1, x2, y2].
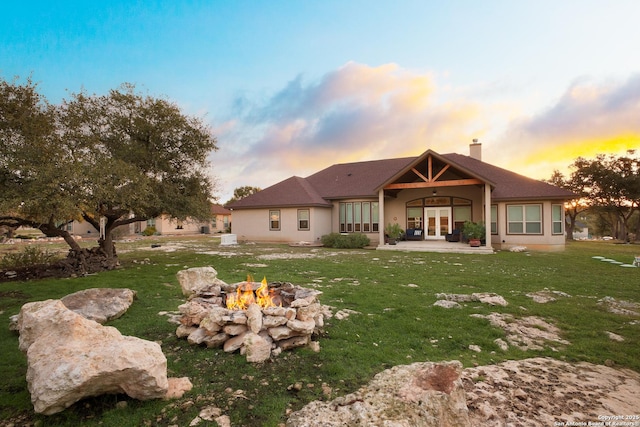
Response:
[226, 143, 576, 251]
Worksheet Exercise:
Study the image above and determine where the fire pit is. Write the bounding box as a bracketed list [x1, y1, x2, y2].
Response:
[175, 267, 329, 362]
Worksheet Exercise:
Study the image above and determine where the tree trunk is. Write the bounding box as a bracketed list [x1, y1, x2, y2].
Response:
[98, 233, 117, 259]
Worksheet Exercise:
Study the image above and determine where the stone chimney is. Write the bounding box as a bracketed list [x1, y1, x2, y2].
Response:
[469, 139, 481, 160]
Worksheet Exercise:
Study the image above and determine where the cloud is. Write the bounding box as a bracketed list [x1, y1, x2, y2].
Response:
[212, 62, 487, 202]
[495, 74, 640, 179]
[211, 64, 640, 203]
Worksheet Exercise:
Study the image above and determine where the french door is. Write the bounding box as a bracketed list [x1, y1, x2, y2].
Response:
[425, 207, 452, 239]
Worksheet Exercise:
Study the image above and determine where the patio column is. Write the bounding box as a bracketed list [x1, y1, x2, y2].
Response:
[378, 189, 385, 247]
[484, 182, 492, 249]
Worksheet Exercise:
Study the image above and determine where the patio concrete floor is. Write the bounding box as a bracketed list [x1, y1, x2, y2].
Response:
[376, 240, 494, 254]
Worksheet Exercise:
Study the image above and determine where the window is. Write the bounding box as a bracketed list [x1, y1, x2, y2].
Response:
[490, 205, 498, 234]
[371, 202, 379, 232]
[507, 204, 542, 234]
[362, 202, 371, 232]
[269, 210, 280, 230]
[339, 202, 379, 233]
[212, 214, 218, 229]
[354, 202, 361, 231]
[453, 206, 471, 224]
[298, 209, 310, 230]
[552, 204, 563, 234]
[407, 207, 423, 229]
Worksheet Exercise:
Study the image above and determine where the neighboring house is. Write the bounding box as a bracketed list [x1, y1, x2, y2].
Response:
[211, 203, 232, 233]
[226, 143, 577, 251]
[66, 204, 231, 237]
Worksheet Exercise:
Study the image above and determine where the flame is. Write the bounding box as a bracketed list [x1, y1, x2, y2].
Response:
[226, 275, 281, 310]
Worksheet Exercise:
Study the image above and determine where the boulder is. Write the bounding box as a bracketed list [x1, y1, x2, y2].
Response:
[287, 361, 470, 426]
[176, 266, 226, 298]
[61, 288, 136, 323]
[17, 300, 169, 415]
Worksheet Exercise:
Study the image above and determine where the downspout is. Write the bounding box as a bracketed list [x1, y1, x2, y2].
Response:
[484, 183, 492, 250]
[378, 189, 385, 247]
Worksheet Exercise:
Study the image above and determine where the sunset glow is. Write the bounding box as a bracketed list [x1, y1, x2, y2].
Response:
[2, 1, 639, 201]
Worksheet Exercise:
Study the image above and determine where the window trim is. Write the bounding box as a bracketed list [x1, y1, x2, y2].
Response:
[506, 204, 543, 235]
[297, 209, 310, 231]
[551, 204, 564, 235]
[269, 210, 281, 231]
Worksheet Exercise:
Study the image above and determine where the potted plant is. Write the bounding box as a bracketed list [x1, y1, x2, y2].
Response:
[385, 223, 404, 245]
[462, 221, 485, 247]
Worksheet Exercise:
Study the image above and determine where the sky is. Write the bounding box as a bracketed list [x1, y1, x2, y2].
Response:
[2, 0, 639, 203]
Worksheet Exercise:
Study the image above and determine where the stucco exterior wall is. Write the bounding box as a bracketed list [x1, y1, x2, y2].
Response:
[232, 207, 332, 243]
[154, 215, 207, 235]
[491, 201, 566, 251]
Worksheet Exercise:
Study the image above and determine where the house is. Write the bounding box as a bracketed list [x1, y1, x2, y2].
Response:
[226, 143, 577, 251]
[66, 204, 231, 237]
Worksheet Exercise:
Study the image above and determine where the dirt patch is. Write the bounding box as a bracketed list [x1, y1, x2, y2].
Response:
[463, 357, 640, 426]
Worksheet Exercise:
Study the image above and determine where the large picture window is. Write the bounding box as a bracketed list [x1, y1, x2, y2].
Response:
[507, 204, 542, 234]
[552, 204, 563, 234]
[298, 209, 310, 231]
[339, 202, 379, 233]
[269, 210, 280, 231]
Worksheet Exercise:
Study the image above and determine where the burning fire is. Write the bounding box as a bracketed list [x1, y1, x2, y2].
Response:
[226, 275, 282, 310]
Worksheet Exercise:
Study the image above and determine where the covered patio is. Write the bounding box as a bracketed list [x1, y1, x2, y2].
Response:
[376, 240, 494, 254]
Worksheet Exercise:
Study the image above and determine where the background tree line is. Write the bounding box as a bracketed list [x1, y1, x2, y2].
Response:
[547, 151, 640, 242]
[0, 77, 217, 273]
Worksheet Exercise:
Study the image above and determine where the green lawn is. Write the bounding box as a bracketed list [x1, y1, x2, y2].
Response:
[1, 237, 638, 426]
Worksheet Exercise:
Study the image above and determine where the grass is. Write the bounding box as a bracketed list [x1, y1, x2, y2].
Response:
[1, 236, 639, 426]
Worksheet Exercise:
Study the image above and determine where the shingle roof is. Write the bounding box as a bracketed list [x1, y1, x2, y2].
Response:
[307, 157, 417, 199]
[226, 150, 576, 209]
[441, 153, 575, 201]
[226, 176, 332, 209]
[211, 204, 232, 215]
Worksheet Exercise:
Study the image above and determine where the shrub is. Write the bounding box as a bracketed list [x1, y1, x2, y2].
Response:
[141, 226, 157, 236]
[321, 233, 370, 248]
[0, 245, 60, 269]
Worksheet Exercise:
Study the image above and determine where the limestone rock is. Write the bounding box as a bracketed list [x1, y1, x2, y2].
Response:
[287, 361, 470, 426]
[165, 377, 193, 399]
[176, 267, 225, 298]
[462, 357, 640, 426]
[434, 300, 462, 309]
[286, 318, 315, 334]
[244, 332, 271, 362]
[223, 332, 247, 353]
[17, 300, 169, 415]
[246, 303, 263, 334]
[59, 288, 136, 323]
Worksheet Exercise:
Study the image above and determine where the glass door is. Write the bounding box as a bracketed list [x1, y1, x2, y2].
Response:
[425, 207, 452, 239]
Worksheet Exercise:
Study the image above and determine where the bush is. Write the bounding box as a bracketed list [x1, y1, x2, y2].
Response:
[321, 233, 370, 248]
[141, 226, 157, 236]
[0, 245, 61, 269]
